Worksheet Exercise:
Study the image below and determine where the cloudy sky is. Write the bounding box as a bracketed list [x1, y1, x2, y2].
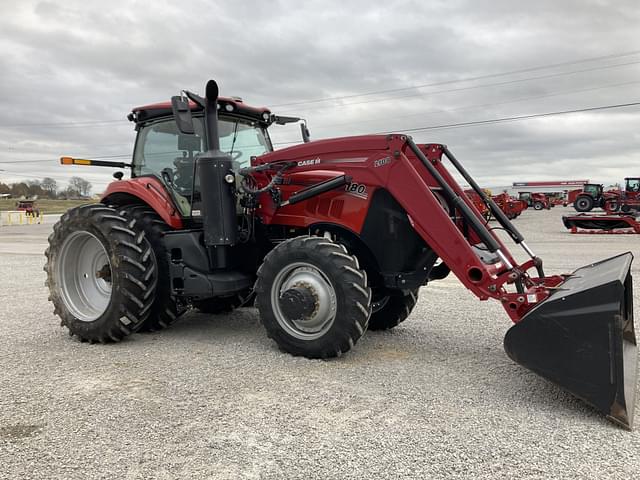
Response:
[1, 0, 639, 193]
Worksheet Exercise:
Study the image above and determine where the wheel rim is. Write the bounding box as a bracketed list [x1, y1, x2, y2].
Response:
[271, 262, 337, 340]
[576, 199, 589, 210]
[57, 231, 112, 322]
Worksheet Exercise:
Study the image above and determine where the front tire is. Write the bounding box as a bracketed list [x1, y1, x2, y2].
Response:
[255, 236, 372, 358]
[574, 195, 594, 212]
[368, 289, 419, 331]
[533, 201, 544, 211]
[45, 204, 157, 342]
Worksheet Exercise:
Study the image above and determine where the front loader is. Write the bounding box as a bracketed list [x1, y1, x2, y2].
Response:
[46, 80, 637, 428]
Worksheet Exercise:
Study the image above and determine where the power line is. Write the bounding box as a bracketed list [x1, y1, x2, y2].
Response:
[1, 50, 638, 130]
[2, 100, 639, 166]
[379, 101, 640, 134]
[279, 60, 640, 112]
[0, 170, 88, 181]
[270, 50, 640, 107]
[309, 79, 640, 132]
[270, 100, 640, 144]
[5, 119, 124, 127]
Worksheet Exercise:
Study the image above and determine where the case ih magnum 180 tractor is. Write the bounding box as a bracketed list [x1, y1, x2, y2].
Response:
[47, 80, 637, 428]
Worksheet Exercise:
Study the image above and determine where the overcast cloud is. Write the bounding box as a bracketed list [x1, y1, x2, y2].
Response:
[1, 0, 639, 192]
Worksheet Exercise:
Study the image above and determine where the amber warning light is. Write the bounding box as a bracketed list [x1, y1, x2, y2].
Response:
[60, 157, 132, 168]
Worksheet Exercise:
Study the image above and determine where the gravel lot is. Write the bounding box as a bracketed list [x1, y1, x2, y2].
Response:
[1, 207, 639, 479]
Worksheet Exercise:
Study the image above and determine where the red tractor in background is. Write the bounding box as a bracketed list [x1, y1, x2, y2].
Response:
[517, 192, 550, 210]
[46, 79, 636, 428]
[604, 178, 640, 213]
[571, 183, 620, 212]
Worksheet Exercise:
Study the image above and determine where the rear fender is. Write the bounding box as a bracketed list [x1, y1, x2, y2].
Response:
[101, 176, 183, 229]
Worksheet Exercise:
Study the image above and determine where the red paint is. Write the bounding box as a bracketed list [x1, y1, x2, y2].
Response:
[101, 176, 183, 229]
[492, 193, 526, 219]
[132, 97, 270, 115]
[252, 135, 562, 322]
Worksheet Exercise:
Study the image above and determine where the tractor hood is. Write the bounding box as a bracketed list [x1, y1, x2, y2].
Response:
[257, 135, 392, 165]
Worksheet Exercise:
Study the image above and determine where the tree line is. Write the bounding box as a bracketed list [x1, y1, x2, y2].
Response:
[0, 176, 93, 199]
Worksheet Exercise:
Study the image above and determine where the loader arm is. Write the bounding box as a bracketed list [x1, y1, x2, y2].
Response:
[253, 134, 636, 428]
[258, 135, 556, 322]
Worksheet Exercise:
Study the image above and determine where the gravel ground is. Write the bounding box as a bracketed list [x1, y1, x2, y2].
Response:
[1, 207, 639, 479]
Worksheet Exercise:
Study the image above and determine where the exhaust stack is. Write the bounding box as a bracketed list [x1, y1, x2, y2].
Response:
[197, 80, 237, 268]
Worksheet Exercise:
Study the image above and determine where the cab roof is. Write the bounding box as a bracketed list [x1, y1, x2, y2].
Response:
[130, 97, 272, 125]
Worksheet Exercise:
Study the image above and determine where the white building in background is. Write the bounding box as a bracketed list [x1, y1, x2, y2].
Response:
[488, 180, 589, 197]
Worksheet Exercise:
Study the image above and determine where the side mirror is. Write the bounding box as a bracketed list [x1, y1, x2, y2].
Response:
[171, 96, 195, 134]
[301, 122, 311, 143]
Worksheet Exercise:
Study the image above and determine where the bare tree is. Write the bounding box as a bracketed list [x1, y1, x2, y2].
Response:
[68, 176, 92, 198]
[41, 177, 58, 198]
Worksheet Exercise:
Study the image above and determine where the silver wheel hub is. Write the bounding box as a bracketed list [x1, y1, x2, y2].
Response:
[57, 231, 112, 322]
[271, 262, 337, 340]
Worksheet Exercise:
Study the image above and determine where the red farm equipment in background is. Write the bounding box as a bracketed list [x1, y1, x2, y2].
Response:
[464, 189, 490, 220]
[563, 213, 640, 234]
[46, 79, 637, 428]
[603, 178, 640, 213]
[518, 192, 550, 210]
[563, 178, 640, 233]
[492, 192, 526, 220]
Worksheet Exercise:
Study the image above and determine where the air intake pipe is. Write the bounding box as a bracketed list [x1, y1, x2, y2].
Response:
[197, 80, 237, 269]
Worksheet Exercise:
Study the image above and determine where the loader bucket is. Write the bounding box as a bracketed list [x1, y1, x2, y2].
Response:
[504, 252, 637, 429]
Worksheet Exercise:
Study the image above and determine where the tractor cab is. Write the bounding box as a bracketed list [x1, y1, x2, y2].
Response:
[625, 178, 640, 194]
[129, 98, 276, 217]
[583, 183, 603, 196]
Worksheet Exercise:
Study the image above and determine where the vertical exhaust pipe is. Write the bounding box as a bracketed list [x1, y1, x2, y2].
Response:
[197, 80, 237, 269]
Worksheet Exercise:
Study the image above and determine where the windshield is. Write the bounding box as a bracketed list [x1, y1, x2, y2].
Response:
[584, 184, 600, 195]
[627, 179, 640, 192]
[133, 115, 271, 215]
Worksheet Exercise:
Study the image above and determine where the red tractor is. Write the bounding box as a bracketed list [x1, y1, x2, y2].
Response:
[46, 80, 636, 428]
[604, 178, 640, 213]
[517, 192, 550, 210]
[571, 183, 621, 212]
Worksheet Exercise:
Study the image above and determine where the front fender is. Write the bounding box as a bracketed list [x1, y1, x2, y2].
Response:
[101, 176, 183, 229]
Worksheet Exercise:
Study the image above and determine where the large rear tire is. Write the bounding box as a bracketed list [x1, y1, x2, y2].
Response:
[118, 205, 185, 331]
[574, 195, 594, 212]
[45, 204, 157, 342]
[255, 236, 372, 358]
[368, 289, 419, 331]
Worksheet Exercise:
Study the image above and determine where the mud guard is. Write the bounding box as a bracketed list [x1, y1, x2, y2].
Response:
[504, 252, 637, 429]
